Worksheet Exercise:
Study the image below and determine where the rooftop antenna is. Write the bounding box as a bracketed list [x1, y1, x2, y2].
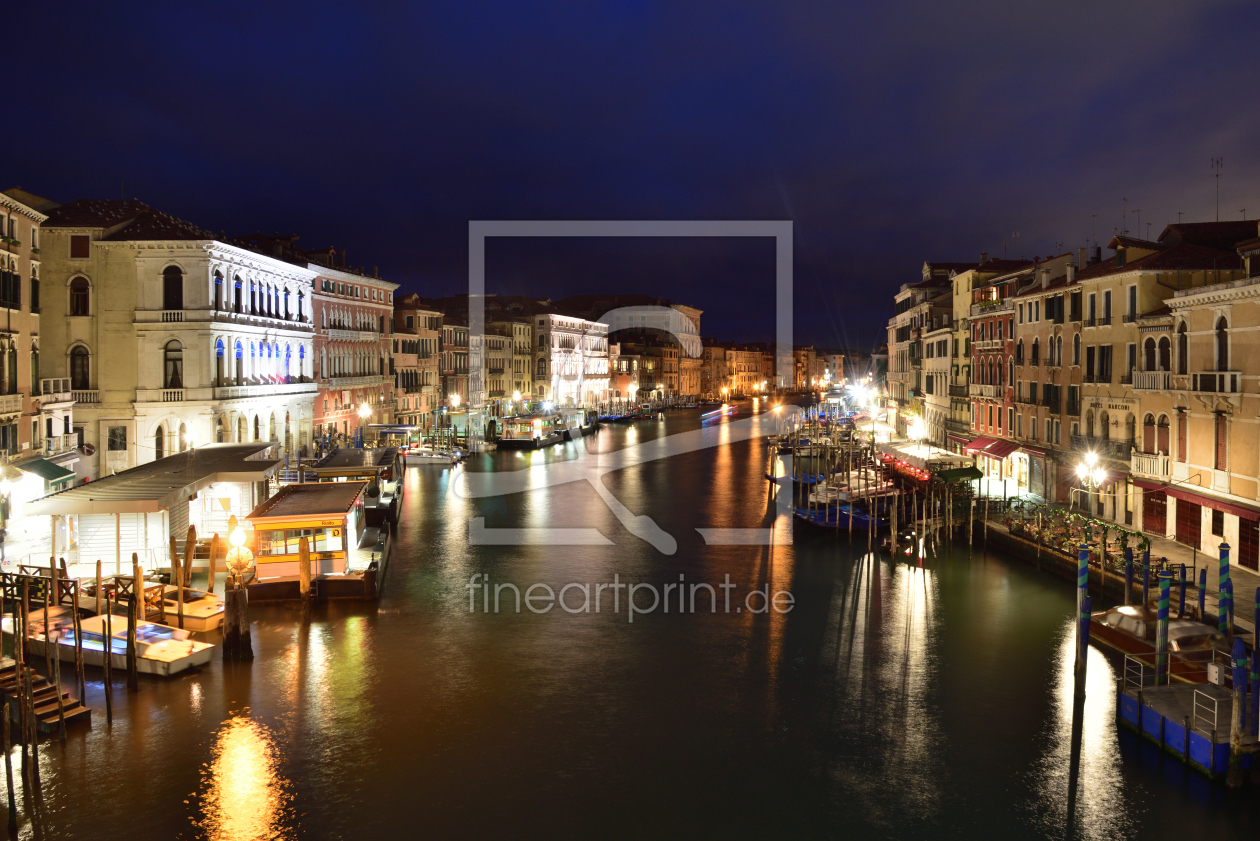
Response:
[1242, 209, 1248, 221]
[1178, 211, 1184, 224]
[1122, 198, 1128, 235]
[1147, 222, 1152, 240]
[1212, 157, 1224, 221]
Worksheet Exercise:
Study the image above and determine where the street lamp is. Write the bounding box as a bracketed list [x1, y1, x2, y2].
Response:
[358, 402, 371, 448]
[225, 526, 254, 586]
[1075, 451, 1107, 512]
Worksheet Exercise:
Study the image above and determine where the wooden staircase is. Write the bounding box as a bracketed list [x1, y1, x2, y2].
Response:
[0, 658, 92, 733]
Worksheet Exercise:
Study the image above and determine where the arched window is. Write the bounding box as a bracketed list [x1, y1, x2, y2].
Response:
[253, 415, 261, 441]
[1072, 333, 1081, 366]
[1085, 409, 1095, 438]
[216, 416, 224, 444]
[233, 276, 243, 313]
[162, 266, 184, 310]
[1055, 336, 1062, 366]
[29, 345, 38, 392]
[70, 346, 89, 390]
[1157, 414, 1170, 455]
[298, 345, 306, 379]
[269, 413, 277, 441]
[1158, 337, 1171, 371]
[1100, 410, 1110, 440]
[1143, 413, 1156, 453]
[284, 345, 291, 380]
[1124, 413, 1135, 444]
[214, 271, 223, 310]
[284, 289, 291, 319]
[1031, 338, 1039, 364]
[537, 358, 546, 377]
[237, 415, 247, 443]
[70, 277, 90, 316]
[215, 339, 225, 386]
[154, 426, 165, 461]
[1177, 322, 1188, 374]
[178, 422, 188, 453]
[163, 341, 184, 389]
[1144, 337, 1156, 372]
[1216, 317, 1228, 371]
[234, 340, 244, 385]
[1016, 339, 1024, 364]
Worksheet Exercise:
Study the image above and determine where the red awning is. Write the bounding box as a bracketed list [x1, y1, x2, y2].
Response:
[963, 436, 995, 452]
[984, 439, 1019, 459]
[1131, 477, 1163, 491]
[1162, 485, 1260, 522]
[1019, 444, 1050, 458]
[947, 433, 971, 445]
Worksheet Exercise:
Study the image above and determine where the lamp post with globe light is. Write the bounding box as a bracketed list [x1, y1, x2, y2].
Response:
[1075, 451, 1107, 514]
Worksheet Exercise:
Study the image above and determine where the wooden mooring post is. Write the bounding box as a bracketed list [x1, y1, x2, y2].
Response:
[127, 554, 140, 690]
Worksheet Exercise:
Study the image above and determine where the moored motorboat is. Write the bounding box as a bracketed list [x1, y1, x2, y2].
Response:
[2, 608, 215, 678]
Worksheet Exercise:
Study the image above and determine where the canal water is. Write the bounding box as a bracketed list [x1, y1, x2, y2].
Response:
[13, 404, 1260, 839]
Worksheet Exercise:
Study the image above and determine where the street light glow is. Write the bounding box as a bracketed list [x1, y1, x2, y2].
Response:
[359, 403, 372, 419]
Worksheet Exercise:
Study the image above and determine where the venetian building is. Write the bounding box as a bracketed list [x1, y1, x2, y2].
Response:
[33, 197, 317, 478]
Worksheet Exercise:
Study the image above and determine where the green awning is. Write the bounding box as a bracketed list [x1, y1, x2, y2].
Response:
[17, 458, 75, 485]
[936, 465, 983, 483]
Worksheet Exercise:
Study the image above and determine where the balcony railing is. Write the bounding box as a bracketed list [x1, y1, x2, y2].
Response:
[1122, 313, 1138, 323]
[328, 329, 380, 342]
[948, 384, 968, 397]
[1042, 397, 1061, 413]
[72, 390, 99, 404]
[161, 390, 184, 402]
[1131, 451, 1170, 479]
[1084, 316, 1096, 327]
[1132, 369, 1170, 390]
[43, 434, 76, 457]
[161, 310, 184, 323]
[329, 374, 384, 389]
[974, 339, 1004, 352]
[0, 394, 21, 415]
[1071, 434, 1133, 461]
[969, 383, 1001, 398]
[38, 378, 72, 401]
[1191, 371, 1241, 393]
[215, 382, 319, 400]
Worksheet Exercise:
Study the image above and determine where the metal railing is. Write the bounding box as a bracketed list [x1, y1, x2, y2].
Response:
[968, 383, 1001, 398]
[1192, 371, 1241, 393]
[1131, 451, 1170, 478]
[1192, 689, 1219, 735]
[1123, 655, 1152, 694]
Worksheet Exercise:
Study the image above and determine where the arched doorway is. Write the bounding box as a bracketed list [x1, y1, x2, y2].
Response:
[155, 425, 165, 461]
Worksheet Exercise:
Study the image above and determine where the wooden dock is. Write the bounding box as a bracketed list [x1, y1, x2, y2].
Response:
[0, 657, 91, 734]
[1119, 681, 1257, 778]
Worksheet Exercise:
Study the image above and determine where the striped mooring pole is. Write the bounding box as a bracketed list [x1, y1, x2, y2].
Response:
[1156, 570, 1171, 686]
[1198, 568, 1207, 620]
[1141, 548, 1151, 606]
[1075, 595, 1092, 701]
[1178, 564, 1187, 617]
[1123, 546, 1133, 606]
[1251, 650, 1259, 738]
[1228, 637, 1247, 788]
[1076, 543, 1089, 618]
[1219, 542, 1232, 633]
[1221, 579, 1234, 639]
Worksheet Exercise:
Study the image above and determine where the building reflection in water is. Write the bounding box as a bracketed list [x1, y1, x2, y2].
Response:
[194, 713, 294, 840]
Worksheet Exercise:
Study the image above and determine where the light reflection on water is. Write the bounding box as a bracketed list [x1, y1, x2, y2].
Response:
[1028, 622, 1135, 840]
[193, 712, 294, 841]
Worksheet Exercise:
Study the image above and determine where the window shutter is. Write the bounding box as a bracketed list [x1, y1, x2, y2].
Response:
[1176, 413, 1186, 462]
[1216, 414, 1227, 470]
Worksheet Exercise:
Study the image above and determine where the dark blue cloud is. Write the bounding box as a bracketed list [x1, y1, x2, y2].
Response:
[8, 0, 1260, 348]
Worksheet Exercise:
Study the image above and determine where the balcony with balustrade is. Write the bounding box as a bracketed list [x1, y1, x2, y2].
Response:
[37, 378, 72, 406]
[1130, 450, 1170, 479]
[1070, 433, 1133, 462]
[1131, 369, 1170, 390]
[969, 383, 1001, 399]
[0, 393, 21, 415]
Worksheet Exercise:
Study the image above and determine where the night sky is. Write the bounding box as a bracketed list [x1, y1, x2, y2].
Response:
[9, 1, 1260, 348]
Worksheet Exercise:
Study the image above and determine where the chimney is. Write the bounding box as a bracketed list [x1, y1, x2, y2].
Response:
[339, 249, 347, 266]
[1092, 246, 1102, 264]
[1077, 247, 1086, 267]
[373, 266, 379, 278]
[980, 251, 988, 263]
[1040, 268, 1049, 289]
[1066, 264, 1075, 284]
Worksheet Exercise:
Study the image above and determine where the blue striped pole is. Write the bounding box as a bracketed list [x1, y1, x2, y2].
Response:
[1229, 637, 1247, 787]
[1178, 564, 1187, 617]
[1198, 568, 1207, 620]
[1076, 543, 1089, 618]
[1142, 547, 1150, 606]
[1221, 579, 1234, 637]
[1123, 545, 1134, 605]
[1251, 651, 1259, 738]
[1156, 570, 1171, 685]
[1219, 542, 1232, 629]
